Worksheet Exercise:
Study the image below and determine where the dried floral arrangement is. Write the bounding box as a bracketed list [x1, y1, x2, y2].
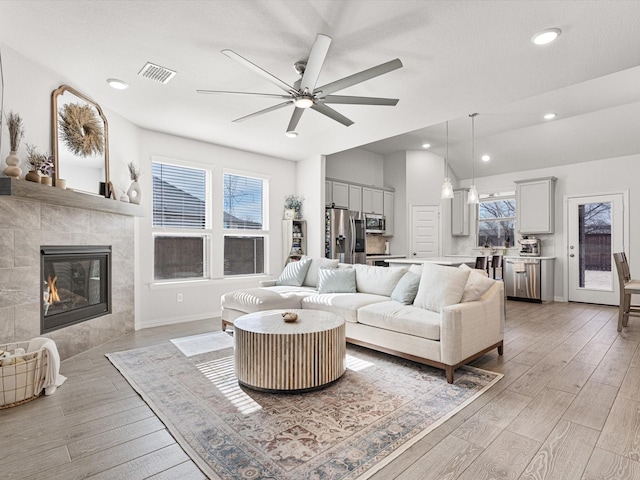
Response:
[128, 162, 141, 181]
[5, 111, 24, 152]
[284, 194, 304, 211]
[58, 103, 104, 157]
[25, 143, 54, 176]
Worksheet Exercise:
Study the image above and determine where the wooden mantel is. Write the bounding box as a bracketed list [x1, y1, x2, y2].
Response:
[0, 177, 144, 217]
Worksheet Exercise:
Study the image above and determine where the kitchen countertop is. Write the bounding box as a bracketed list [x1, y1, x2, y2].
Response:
[385, 257, 477, 266]
[504, 256, 556, 260]
[366, 254, 406, 259]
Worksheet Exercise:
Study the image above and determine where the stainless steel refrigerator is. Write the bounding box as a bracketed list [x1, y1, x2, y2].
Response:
[325, 208, 366, 264]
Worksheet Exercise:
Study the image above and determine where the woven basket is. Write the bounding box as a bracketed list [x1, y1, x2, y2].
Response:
[0, 342, 46, 409]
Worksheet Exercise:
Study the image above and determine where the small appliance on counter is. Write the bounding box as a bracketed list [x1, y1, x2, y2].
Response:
[518, 236, 541, 257]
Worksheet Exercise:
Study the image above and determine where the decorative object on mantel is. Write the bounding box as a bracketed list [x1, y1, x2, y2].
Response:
[284, 193, 303, 220]
[55, 178, 66, 189]
[25, 144, 54, 184]
[58, 102, 105, 157]
[3, 111, 24, 179]
[126, 162, 142, 205]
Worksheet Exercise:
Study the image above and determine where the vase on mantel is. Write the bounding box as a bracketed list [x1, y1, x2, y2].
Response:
[25, 170, 41, 183]
[3, 151, 22, 179]
[127, 181, 142, 205]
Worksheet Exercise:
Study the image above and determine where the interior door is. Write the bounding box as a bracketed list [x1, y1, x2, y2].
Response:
[410, 205, 440, 258]
[567, 193, 624, 305]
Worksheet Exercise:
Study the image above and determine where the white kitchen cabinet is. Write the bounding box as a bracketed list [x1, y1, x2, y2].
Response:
[362, 187, 383, 214]
[325, 181, 332, 207]
[331, 181, 349, 209]
[451, 189, 470, 236]
[349, 184, 362, 213]
[515, 177, 557, 234]
[383, 191, 394, 236]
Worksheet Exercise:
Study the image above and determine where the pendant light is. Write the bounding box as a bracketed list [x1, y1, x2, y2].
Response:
[467, 113, 479, 204]
[440, 121, 454, 199]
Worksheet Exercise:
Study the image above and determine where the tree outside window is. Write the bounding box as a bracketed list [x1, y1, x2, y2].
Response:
[477, 192, 516, 247]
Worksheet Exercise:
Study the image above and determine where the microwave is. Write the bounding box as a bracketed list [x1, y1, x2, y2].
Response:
[365, 214, 385, 233]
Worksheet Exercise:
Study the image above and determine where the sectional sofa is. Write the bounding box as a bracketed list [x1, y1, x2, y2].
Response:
[221, 257, 504, 383]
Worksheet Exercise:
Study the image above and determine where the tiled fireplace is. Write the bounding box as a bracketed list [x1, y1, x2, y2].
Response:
[0, 182, 137, 359]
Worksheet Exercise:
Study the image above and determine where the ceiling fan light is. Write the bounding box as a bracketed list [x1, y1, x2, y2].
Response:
[441, 178, 454, 199]
[294, 96, 314, 108]
[468, 185, 479, 204]
[285, 131, 298, 138]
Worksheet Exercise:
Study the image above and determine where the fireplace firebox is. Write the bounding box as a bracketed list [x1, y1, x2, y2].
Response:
[41, 246, 112, 333]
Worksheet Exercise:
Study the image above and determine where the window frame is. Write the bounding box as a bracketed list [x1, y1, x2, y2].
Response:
[476, 191, 516, 248]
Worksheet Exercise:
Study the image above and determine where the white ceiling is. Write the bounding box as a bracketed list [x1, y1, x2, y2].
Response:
[1, 1, 639, 179]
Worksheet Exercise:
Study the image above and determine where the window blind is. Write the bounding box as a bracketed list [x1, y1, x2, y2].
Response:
[153, 163, 207, 228]
[223, 173, 263, 230]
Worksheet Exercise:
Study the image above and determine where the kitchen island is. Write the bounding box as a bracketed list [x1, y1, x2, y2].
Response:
[385, 256, 477, 267]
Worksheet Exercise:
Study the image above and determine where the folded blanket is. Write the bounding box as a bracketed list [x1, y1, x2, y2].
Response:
[27, 337, 67, 395]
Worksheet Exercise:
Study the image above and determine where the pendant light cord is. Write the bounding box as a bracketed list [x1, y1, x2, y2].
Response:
[470, 113, 477, 183]
[444, 121, 449, 178]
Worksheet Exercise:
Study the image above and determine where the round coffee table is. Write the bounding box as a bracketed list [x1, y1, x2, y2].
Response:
[234, 309, 346, 393]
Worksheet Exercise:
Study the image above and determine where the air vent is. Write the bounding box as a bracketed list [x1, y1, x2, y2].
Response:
[138, 62, 177, 84]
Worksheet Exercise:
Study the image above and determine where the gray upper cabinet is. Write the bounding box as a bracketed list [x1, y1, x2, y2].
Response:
[515, 177, 557, 234]
[349, 184, 362, 213]
[325, 180, 332, 206]
[451, 189, 470, 236]
[331, 181, 349, 209]
[362, 187, 383, 214]
[383, 190, 394, 236]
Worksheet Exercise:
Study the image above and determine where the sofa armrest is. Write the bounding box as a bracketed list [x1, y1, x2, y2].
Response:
[439, 281, 504, 365]
[259, 280, 277, 287]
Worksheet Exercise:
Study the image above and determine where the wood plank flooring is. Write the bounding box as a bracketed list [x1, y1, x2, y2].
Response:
[1, 300, 639, 479]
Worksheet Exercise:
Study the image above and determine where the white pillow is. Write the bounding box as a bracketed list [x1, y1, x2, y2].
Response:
[353, 264, 407, 296]
[390, 271, 421, 304]
[413, 263, 470, 312]
[408, 264, 423, 276]
[317, 267, 357, 293]
[302, 257, 340, 287]
[276, 257, 312, 286]
[459, 265, 496, 302]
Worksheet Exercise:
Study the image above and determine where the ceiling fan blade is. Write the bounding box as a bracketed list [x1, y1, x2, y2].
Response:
[287, 107, 305, 133]
[320, 95, 399, 106]
[316, 58, 403, 96]
[222, 49, 295, 93]
[300, 34, 332, 92]
[232, 101, 293, 123]
[197, 89, 292, 99]
[311, 103, 354, 127]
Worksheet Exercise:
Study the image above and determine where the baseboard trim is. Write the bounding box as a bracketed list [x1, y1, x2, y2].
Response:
[137, 311, 221, 330]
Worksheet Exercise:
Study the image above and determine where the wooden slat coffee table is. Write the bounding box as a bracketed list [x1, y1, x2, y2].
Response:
[234, 309, 346, 393]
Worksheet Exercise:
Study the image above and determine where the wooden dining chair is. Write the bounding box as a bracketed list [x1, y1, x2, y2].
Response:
[475, 256, 489, 273]
[613, 252, 640, 331]
[491, 255, 503, 280]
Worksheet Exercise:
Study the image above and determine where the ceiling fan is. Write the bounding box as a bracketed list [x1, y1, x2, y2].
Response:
[197, 33, 403, 134]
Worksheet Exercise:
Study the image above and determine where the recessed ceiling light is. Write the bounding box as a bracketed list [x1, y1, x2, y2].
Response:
[481, 154, 490, 162]
[422, 143, 431, 149]
[544, 112, 557, 120]
[285, 131, 298, 138]
[106, 78, 129, 90]
[531, 28, 561, 45]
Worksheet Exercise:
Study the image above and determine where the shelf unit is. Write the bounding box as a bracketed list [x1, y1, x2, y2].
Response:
[283, 219, 307, 267]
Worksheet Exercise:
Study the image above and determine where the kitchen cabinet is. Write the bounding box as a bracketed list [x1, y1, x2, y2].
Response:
[515, 177, 557, 234]
[283, 219, 306, 267]
[383, 191, 394, 236]
[331, 181, 349, 209]
[362, 187, 383, 214]
[325, 181, 332, 206]
[451, 189, 470, 236]
[349, 184, 362, 213]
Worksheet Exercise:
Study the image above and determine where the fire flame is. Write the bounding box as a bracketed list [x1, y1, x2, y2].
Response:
[47, 275, 60, 303]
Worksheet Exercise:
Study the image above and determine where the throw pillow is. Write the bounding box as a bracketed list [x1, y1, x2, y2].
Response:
[390, 271, 421, 304]
[276, 257, 312, 287]
[302, 257, 340, 288]
[413, 263, 470, 312]
[317, 267, 356, 294]
[460, 268, 496, 302]
[353, 264, 407, 296]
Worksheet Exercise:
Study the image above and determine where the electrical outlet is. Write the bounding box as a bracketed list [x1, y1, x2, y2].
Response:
[177, 293, 183, 302]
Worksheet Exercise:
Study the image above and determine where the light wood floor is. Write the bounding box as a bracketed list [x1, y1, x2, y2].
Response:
[1, 300, 639, 480]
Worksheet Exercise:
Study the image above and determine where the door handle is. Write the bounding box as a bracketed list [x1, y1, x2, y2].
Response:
[569, 253, 575, 257]
[413, 252, 416, 256]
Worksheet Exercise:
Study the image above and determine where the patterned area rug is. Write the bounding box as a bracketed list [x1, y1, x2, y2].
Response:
[107, 333, 501, 480]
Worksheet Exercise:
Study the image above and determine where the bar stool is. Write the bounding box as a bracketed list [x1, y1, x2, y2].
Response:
[491, 255, 503, 280]
[613, 252, 640, 331]
[475, 256, 489, 274]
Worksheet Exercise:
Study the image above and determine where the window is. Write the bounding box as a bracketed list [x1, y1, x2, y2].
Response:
[153, 162, 209, 280]
[223, 173, 266, 276]
[477, 191, 516, 247]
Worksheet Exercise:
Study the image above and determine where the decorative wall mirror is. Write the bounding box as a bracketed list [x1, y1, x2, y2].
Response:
[52, 85, 109, 195]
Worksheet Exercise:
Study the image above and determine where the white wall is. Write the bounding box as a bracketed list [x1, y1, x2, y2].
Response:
[383, 151, 406, 255]
[295, 154, 324, 258]
[136, 129, 297, 328]
[326, 148, 385, 187]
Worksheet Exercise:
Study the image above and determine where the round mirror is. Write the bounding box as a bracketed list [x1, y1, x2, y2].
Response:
[52, 85, 109, 195]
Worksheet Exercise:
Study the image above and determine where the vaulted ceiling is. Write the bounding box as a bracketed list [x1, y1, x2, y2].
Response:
[1, 1, 639, 179]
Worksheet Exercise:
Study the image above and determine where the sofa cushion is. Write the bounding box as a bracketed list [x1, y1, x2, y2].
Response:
[413, 263, 470, 313]
[301, 293, 388, 323]
[358, 301, 441, 341]
[353, 264, 407, 296]
[459, 264, 496, 302]
[276, 257, 312, 286]
[390, 271, 421, 305]
[317, 268, 357, 293]
[302, 257, 340, 287]
[221, 286, 315, 314]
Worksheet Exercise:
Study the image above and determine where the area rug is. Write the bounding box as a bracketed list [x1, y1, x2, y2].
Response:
[106, 333, 502, 480]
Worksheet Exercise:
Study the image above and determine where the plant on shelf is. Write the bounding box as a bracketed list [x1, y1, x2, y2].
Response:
[25, 143, 53, 183]
[284, 194, 304, 219]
